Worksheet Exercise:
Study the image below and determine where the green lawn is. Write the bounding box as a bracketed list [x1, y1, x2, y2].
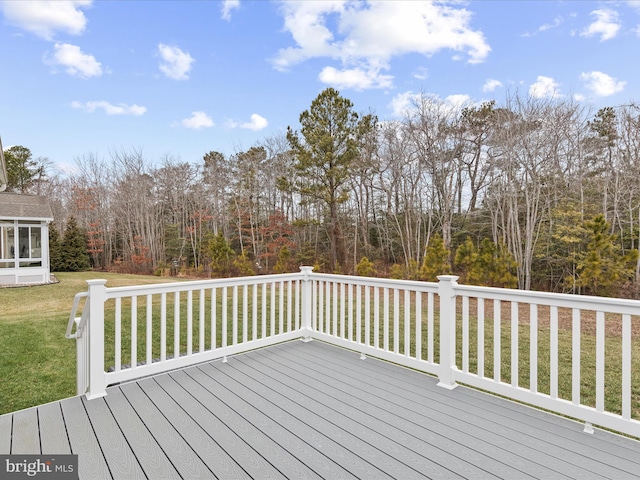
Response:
[0, 272, 180, 415]
[2, 274, 639, 424]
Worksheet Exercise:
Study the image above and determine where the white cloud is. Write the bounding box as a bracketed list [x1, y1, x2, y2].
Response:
[444, 94, 471, 111]
[581, 9, 620, 41]
[157, 43, 194, 80]
[240, 114, 268, 131]
[181, 111, 214, 129]
[390, 91, 422, 117]
[221, 0, 240, 21]
[273, 1, 490, 90]
[71, 101, 146, 115]
[538, 16, 564, 33]
[390, 91, 470, 118]
[529, 76, 561, 98]
[318, 66, 393, 90]
[0, 0, 91, 40]
[45, 43, 102, 78]
[522, 16, 564, 37]
[580, 71, 626, 97]
[413, 67, 428, 80]
[482, 78, 502, 93]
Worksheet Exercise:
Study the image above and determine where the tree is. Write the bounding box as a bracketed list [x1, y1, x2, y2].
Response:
[419, 234, 451, 281]
[453, 237, 477, 284]
[208, 233, 235, 277]
[3, 146, 43, 193]
[355, 256, 376, 277]
[575, 214, 637, 296]
[286, 87, 377, 272]
[48, 223, 64, 272]
[60, 217, 91, 272]
[471, 239, 518, 288]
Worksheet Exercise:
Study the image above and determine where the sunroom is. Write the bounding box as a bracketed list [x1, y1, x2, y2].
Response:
[0, 192, 53, 285]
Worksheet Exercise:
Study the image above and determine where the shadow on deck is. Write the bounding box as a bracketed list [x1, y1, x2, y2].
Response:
[2, 340, 639, 479]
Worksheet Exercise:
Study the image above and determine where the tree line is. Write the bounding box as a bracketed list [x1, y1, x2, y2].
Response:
[5, 88, 640, 297]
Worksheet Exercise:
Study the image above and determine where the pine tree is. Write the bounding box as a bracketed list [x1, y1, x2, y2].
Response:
[48, 222, 64, 272]
[273, 245, 293, 274]
[454, 237, 477, 284]
[233, 250, 256, 276]
[208, 233, 235, 277]
[576, 214, 637, 296]
[419, 234, 451, 281]
[355, 256, 376, 277]
[469, 239, 517, 287]
[60, 217, 90, 272]
[454, 237, 517, 287]
[285, 87, 376, 272]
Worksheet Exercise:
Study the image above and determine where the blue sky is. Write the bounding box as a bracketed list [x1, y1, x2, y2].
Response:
[1, 0, 639, 173]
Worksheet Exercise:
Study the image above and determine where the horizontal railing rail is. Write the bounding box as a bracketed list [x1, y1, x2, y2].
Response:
[69, 268, 639, 438]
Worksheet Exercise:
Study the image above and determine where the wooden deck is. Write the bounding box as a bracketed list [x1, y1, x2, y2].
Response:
[1, 340, 639, 479]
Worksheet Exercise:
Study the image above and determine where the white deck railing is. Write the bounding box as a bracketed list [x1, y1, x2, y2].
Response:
[67, 267, 640, 438]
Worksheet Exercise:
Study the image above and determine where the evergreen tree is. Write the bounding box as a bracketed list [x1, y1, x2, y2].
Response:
[576, 214, 637, 296]
[355, 256, 376, 277]
[285, 87, 376, 272]
[454, 237, 477, 284]
[420, 234, 451, 281]
[233, 250, 256, 276]
[208, 233, 235, 277]
[48, 222, 64, 272]
[472, 239, 517, 288]
[60, 217, 90, 272]
[273, 245, 293, 274]
[454, 237, 517, 287]
[3, 145, 43, 193]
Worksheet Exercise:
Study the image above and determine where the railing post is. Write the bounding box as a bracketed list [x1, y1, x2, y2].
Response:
[300, 266, 313, 342]
[86, 279, 107, 399]
[437, 275, 459, 390]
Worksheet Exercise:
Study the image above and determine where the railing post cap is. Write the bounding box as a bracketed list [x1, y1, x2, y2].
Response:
[86, 279, 108, 286]
[437, 275, 459, 283]
[299, 266, 314, 275]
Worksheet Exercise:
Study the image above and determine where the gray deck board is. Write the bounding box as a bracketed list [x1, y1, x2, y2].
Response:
[287, 341, 638, 480]
[170, 368, 308, 479]
[254, 344, 545, 479]
[307, 342, 640, 478]
[2, 338, 640, 479]
[119, 381, 216, 479]
[155, 372, 286, 480]
[181, 366, 324, 479]
[60, 396, 112, 480]
[231, 351, 471, 479]
[135, 376, 248, 480]
[11, 407, 40, 453]
[196, 361, 377, 479]
[192, 363, 357, 479]
[0, 412, 12, 454]
[81, 395, 145, 479]
[102, 386, 181, 479]
[38, 402, 71, 454]
[198, 358, 436, 479]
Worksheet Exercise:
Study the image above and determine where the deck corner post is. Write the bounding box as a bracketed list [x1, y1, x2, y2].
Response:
[299, 266, 314, 342]
[437, 275, 459, 390]
[85, 279, 108, 399]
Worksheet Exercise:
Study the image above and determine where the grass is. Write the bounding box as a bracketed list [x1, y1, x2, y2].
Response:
[0, 272, 181, 415]
[2, 274, 639, 424]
